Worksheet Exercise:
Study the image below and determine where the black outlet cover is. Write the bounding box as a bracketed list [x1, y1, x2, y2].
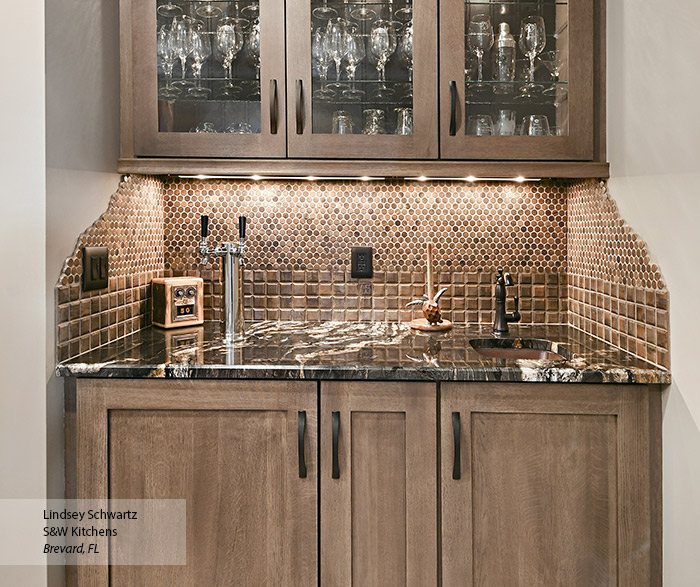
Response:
[351, 247, 373, 278]
[82, 246, 108, 291]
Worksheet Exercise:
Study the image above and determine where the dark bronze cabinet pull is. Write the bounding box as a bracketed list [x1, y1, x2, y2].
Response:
[452, 411, 461, 480]
[296, 80, 304, 134]
[269, 79, 278, 135]
[298, 411, 307, 478]
[332, 411, 340, 479]
[449, 80, 457, 136]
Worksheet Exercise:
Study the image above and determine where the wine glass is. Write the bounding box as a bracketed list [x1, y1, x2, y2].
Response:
[171, 16, 195, 88]
[188, 24, 212, 98]
[540, 50, 565, 97]
[195, 2, 223, 18]
[395, 1, 412, 22]
[518, 15, 546, 94]
[157, 2, 182, 17]
[397, 21, 413, 98]
[312, 27, 335, 100]
[369, 20, 397, 99]
[216, 17, 244, 98]
[312, 0, 337, 20]
[241, 2, 259, 18]
[157, 25, 180, 99]
[326, 19, 348, 89]
[245, 17, 261, 79]
[349, 0, 376, 22]
[467, 14, 494, 90]
[342, 25, 365, 100]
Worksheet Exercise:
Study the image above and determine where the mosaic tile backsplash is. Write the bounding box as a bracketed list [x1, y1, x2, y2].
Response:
[55, 175, 669, 369]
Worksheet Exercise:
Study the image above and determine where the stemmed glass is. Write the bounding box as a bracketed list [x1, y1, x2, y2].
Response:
[369, 20, 397, 99]
[326, 19, 348, 89]
[188, 23, 212, 98]
[518, 15, 546, 96]
[157, 1, 182, 17]
[216, 17, 244, 97]
[395, 1, 412, 22]
[158, 25, 180, 99]
[349, 0, 376, 22]
[342, 25, 365, 100]
[312, 27, 335, 100]
[397, 21, 413, 98]
[540, 50, 564, 97]
[171, 16, 195, 89]
[245, 17, 261, 99]
[467, 14, 494, 91]
[241, 2, 259, 18]
[312, 0, 337, 20]
[195, 2, 223, 18]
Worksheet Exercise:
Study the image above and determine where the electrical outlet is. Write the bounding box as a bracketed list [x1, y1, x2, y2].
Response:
[351, 247, 373, 278]
[82, 247, 108, 291]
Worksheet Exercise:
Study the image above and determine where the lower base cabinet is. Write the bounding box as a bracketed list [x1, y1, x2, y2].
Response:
[66, 379, 660, 586]
[441, 383, 662, 587]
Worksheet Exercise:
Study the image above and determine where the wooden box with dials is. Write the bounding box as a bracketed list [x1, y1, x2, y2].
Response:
[152, 277, 204, 329]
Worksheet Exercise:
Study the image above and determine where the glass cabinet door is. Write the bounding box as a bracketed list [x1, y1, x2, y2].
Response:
[131, 0, 286, 157]
[440, 0, 594, 160]
[286, 0, 438, 159]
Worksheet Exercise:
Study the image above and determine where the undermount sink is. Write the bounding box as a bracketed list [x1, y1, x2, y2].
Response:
[469, 338, 572, 362]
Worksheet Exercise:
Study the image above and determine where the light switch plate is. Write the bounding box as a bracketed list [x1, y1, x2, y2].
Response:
[82, 246, 108, 291]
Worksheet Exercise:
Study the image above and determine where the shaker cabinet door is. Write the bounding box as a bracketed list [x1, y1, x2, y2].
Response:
[439, 0, 596, 160]
[286, 0, 439, 159]
[441, 382, 661, 587]
[70, 379, 317, 587]
[320, 381, 438, 586]
[127, 0, 287, 157]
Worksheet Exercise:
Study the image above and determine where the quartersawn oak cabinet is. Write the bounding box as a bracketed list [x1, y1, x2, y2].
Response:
[119, 0, 607, 177]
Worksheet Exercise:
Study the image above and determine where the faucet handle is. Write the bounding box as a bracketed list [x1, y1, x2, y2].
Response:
[201, 215, 209, 240]
[513, 295, 519, 312]
[239, 216, 247, 240]
[504, 272, 513, 287]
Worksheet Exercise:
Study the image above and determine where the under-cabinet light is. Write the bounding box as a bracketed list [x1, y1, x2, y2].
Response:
[178, 174, 541, 183]
[250, 174, 262, 180]
[514, 176, 526, 183]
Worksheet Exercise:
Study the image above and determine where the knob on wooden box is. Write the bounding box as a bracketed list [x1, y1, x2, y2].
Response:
[152, 277, 204, 328]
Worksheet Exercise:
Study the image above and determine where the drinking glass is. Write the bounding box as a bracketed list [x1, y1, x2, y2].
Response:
[467, 114, 493, 135]
[188, 24, 212, 98]
[540, 50, 564, 96]
[395, 107, 413, 135]
[157, 2, 182, 17]
[342, 26, 365, 99]
[521, 114, 550, 135]
[245, 17, 261, 80]
[224, 122, 254, 133]
[332, 111, 354, 134]
[369, 20, 397, 99]
[326, 19, 348, 89]
[363, 109, 387, 134]
[398, 21, 413, 83]
[467, 14, 494, 90]
[313, 0, 338, 20]
[216, 17, 244, 97]
[191, 121, 217, 132]
[195, 1, 223, 18]
[241, 3, 259, 18]
[349, 0, 376, 21]
[171, 16, 194, 88]
[518, 16, 546, 94]
[494, 109, 516, 135]
[312, 27, 335, 100]
[395, 1, 412, 22]
[158, 25, 180, 99]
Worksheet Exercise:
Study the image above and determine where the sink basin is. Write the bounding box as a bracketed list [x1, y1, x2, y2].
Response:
[469, 338, 572, 361]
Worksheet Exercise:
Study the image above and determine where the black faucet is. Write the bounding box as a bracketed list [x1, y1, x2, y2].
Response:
[493, 269, 521, 335]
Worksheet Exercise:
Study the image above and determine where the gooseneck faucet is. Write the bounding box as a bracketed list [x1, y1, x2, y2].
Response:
[200, 214, 246, 344]
[493, 268, 521, 335]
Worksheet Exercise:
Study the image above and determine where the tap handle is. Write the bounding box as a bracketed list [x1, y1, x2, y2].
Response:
[513, 295, 519, 312]
[239, 215, 247, 240]
[504, 272, 513, 287]
[201, 215, 209, 240]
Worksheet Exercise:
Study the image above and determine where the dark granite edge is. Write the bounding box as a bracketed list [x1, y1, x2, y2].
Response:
[56, 363, 671, 385]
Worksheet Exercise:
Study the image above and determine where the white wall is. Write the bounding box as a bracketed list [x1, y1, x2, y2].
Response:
[44, 0, 121, 585]
[0, 0, 47, 585]
[607, 1, 700, 583]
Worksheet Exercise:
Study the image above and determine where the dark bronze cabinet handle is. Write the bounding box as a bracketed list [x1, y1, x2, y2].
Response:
[449, 80, 457, 136]
[452, 412, 461, 480]
[332, 411, 340, 479]
[298, 411, 307, 478]
[269, 79, 278, 135]
[296, 80, 304, 135]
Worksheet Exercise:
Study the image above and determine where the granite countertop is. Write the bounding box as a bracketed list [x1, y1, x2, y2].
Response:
[56, 321, 670, 384]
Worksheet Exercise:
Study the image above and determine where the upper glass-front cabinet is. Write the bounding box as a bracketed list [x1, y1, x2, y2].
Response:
[286, 0, 438, 158]
[130, 0, 287, 157]
[439, 0, 594, 160]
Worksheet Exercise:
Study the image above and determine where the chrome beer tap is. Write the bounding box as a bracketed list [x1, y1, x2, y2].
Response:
[200, 215, 247, 344]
